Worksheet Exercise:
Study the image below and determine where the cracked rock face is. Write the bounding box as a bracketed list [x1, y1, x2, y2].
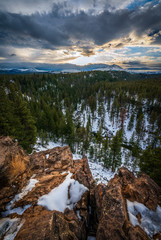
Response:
[0, 137, 161, 240]
[95, 167, 161, 240]
[0, 137, 93, 240]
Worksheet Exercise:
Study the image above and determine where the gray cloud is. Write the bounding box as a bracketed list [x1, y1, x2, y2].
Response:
[122, 60, 161, 70]
[9, 53, 16, 57]
[0, 0, 135, 14]
[149, 29, 161, 45]
[0, 1, 161, 52]
[0, 10, 71, 47]
[153, 34, 161, 44]
[80, 47, 95, 56]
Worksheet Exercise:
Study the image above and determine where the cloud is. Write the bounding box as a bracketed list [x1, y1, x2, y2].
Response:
[0, 46, 16, 58]
[0, 10, 71, 48]
[0, 1, 161, 52]
[9, 53, 16, 57]
[149, 30, 161, 45]
[122, 60, 161, 70]
[114, 43, 124, 48]
[153, 34, 161, 44]
[0, 0, 136, 15]
[0, 1, 161, 66]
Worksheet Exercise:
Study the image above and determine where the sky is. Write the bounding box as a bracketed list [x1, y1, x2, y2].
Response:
[0, 0, 161, 69]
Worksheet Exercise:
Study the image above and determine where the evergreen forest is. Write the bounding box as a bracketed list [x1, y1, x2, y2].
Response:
[0, 71, 161, 185]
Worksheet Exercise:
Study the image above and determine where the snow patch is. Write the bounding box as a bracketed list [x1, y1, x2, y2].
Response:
[72, 153, 82, 160]
[2, 177, 38, 216]
[2, 205, 31, 217]
[89, 161, 115, 184]
[0, 218, 25, 240]
[60, 171, 68, 175]
[34, 139, 67, 152]
[87, 237, 96, 240]
[38, 172, 88, 212]
[4, 219, 25, 240]
[127, 200, 161, 238]
[76, 210, 82, 221]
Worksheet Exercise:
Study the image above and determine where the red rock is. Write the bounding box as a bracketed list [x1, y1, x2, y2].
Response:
[96, 167, 161, 240]
[1, 137, 161, 240]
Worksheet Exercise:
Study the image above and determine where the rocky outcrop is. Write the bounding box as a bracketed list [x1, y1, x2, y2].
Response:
[96, 167, 161, 240]
[0, 137, 161, 240]
[0, 136, 30, 212]
[0, 137, 93, 240]
[0, 136, 30, 184]
[30, 146, 73, 172]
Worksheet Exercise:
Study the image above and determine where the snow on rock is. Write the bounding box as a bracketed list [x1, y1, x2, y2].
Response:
[8, 178, 38, 207]
[38, 172, 88, 212]
[2, 205, 31, 217]
[127, 199, 161, 238]
[0, 218, 25, 240]
[87, 237, 96, 240]
[2, 177, 38, 217]
[3, 220, 25, 240]
[0, 218, 18, 238]
[76, 210, 81, 221]
[89, 161, 115, 184]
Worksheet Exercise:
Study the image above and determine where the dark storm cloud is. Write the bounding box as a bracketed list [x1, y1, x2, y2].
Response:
[0, 10, 71, 47]
[0, 46, 12, 57]
[122, 61, 161, 70]
[115, 43, 124, 48]
[0, 0, 135, 14]
[0, 2, 161, 49]
[9, 53, 16, 57]
[149, 29, 161, 45]
[153, 34, 161, 44]
[81, 47, 95, 56]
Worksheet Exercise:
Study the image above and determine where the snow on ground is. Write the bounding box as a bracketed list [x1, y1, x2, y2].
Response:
[0, 218, 25, 240]
[121, 148, 140, 174]
[73, 99, 150, 149]
[33, 139, 67, 152]
[2, 177, 39, 217]
[89, 161, 115, 184]
[38, 172, 88, 212]
[127, 200, 161, 238]
[72, 153, 82, 160]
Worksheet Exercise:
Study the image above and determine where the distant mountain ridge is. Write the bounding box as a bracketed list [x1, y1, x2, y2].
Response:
[0, 62, 122, 74]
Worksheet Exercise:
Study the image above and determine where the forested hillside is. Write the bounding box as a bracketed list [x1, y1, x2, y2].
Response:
[1, 71, 161, 185]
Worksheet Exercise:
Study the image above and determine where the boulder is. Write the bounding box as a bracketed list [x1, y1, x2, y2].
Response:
[0, 136, 30, 212]
[96, 167, 161, 240]
[0, 139, 92, 240]
[1, 137, 161, 240]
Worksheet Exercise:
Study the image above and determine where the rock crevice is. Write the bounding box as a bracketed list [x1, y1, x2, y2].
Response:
[0, 137, 161, 240]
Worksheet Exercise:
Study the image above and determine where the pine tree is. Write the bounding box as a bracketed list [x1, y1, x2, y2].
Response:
[127, 113, 135, 131]
[136, 114, 145, 140]
[13, 95, 37, 152]
[139, 146, 161, 186]
[109, 129, 123, 172]
[0, 82, 37, 153]
[0, 87, 13, 136]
